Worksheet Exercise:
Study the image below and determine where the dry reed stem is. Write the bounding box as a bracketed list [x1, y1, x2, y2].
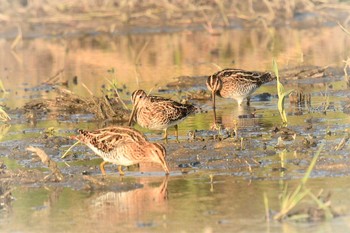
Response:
[26, 146, 64, 182]
[334, 134, 350, 151]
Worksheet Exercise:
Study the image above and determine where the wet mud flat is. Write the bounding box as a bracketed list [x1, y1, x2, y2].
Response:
[0, 65, 349, 191]
[0, 71, 349, 232]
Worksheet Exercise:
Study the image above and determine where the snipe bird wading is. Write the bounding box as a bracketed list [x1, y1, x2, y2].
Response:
[128, 90, 196, 142]
[206, 68, 275, 121]
[71, 126, 170, 176]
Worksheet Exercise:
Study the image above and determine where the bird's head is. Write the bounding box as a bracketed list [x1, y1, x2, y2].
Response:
[145, 142, 170, 175]
[128, 89, 148, 126]
[206, 75, 222, 95]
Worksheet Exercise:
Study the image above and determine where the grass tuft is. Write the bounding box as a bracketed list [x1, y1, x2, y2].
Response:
[265, 144, 334, 222]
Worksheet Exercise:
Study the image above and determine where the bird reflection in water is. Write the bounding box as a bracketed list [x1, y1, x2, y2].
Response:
[87, 176, 169, 226]
[210, 104, 261, 130]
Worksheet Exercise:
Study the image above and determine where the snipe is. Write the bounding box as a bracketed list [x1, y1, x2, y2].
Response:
[206, 68, 275, 122]
[72, 126, 170, 176]
[128, 90, 196, 142]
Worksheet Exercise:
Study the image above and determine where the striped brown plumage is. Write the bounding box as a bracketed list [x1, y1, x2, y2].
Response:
[206, 68, 275, 124]
[73, 126, 169, 175]
[207, 68, 275, 106]
[128, 90, 196, 142]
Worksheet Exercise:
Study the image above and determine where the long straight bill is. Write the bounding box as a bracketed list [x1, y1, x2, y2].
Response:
[128, 105, 137, 126]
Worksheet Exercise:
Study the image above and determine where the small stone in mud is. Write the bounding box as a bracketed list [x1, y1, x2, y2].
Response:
[253, 92, 272, 102]
[82, 170, 91, 175]
[272, 167, 287, 172]
[190, 161, 200, 167]
[178, 161, 200, 168]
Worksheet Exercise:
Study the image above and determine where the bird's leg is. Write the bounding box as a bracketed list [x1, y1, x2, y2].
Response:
[162, 128, 168, 143]
[174, 125, 180, 143]
[118, 165, 125, 176]
[247, 97, 251, 106]
[213, 109, 218, 127]
[211, 92, 218, 126]
[100, 161, 107, 176]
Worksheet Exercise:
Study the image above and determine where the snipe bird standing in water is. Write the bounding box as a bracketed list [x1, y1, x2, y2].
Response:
[71, 126, 169, 176]
[206, 68, 275, 122]
[128, 90, 196, 142]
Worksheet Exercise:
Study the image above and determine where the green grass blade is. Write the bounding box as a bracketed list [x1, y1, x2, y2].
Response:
[273, 59, 294, 125]
[273, 144, 325, 221]
[301, 143, 324, 185]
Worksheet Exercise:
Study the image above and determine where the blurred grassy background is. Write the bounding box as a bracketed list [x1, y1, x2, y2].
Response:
[1, 0, 350, 37]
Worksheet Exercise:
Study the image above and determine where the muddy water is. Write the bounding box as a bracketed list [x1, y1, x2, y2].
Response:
[1, 25, 350, 232]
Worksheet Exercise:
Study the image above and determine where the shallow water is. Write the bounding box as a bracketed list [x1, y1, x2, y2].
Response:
[2, 175, 350, 233]
[1, 25, 350, 232]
